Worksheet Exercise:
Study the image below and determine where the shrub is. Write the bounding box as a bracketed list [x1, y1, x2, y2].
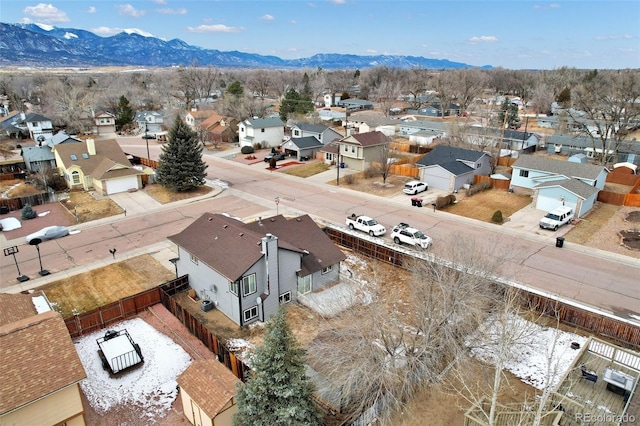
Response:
[343, 174, 356, 185]
[21, 204, 37, 220]
[466, 181, 491, 196]
[241, 145, 254, 154]
[491, 210, 504, 224]
[434, 194, 457, 209]
[363, 166, 380, 179]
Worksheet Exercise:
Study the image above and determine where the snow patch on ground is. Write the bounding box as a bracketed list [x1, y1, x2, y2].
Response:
[74, 318, 193, 422]
[470, 314, 587, 390]
[0, 217, 21, 231]
[37, 210, 50, 217]
[227, 338, 254, 366]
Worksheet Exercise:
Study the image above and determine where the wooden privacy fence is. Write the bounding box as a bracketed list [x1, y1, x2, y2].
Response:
[158, 277, 250, 382]
[598, 171, 640, 206]
[63, 275, 250, 382]
[0, 191, 56, 212]
[324, 227, 640, 349]
[389, 163, 420, 178]
[64, 286, 163, 338]
[473, 175, 511, 190]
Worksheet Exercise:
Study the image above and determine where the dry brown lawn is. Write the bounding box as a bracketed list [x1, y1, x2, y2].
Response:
[59, 190, 123, 223]
[331, 173, 412, 197]
[143, 183, 213, 204]
[563, 203, 619, 245]
[0, 179, 44, 197]
[441, 190, 532, 223]
[40, 254, 175, 317]
[280, 162, 330, 178]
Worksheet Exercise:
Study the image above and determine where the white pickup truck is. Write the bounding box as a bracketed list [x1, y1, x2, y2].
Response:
[345, 214, 386, 237]
[390, 223, 433, 249]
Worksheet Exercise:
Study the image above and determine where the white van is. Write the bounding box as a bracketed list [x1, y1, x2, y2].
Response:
[403, 181, 428, 195]
[539, 206, 574, 231]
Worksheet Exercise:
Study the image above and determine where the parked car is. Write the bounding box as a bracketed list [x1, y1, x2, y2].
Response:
[141, 134, 156, 139]
[390, 223, 432, 249]
[264, 152, 286, 162]
[403, 180, 428, 195]
[539, 206, 574, 231]
[25, 225, 69, 243]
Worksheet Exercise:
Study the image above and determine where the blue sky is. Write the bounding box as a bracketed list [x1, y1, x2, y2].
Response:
[2, 0, 639, 69]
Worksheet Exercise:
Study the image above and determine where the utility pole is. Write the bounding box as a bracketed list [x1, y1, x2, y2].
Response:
[337, 100, 349, 186]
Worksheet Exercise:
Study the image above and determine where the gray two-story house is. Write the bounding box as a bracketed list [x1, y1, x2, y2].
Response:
[168, 213, 346, 326]
[415, 145, 492, 192]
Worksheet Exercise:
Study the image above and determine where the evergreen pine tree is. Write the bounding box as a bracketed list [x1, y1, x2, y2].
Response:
[155, 116, 208, 192]
[21, 204, 37, 220]
[233, 307, 322, 426]
[116, 95, 134, 128]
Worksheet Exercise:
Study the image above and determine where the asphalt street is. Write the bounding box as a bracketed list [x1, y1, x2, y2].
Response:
[1, 138, 639, 328]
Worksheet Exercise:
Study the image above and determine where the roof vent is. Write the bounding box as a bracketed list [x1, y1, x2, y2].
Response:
[239, 232, 244, 237]
[208, 217, 213, 221]
[223, 224, 228, 228]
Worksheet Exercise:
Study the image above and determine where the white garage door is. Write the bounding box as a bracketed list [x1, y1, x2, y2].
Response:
[536, 193, 576, 214]
[422, 171, 451, 192]
[106, 177, 138, 195]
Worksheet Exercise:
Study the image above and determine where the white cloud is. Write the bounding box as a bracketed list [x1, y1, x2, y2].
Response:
[91, 26, 153, 37]
[291, 20, 297, 24]
[331, 0, 347, 4]
[366, 49, 377, 54]
[87, 6, 96, 14]
[595, 34, 633, 40]
[534, 3, 560, 9]
[153, 0, 167, 4]
[260, 14, 275, 21]
[117, 4, 146, 18]
[186, 24, 243, 33]
[23, 3, 70, 24]
[157, 7, 187, 15]
[469, 35, 498, 43]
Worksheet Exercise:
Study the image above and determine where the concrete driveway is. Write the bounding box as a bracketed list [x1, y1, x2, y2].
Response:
[503, 204, 574, 238]
[109, 190, 162, 216]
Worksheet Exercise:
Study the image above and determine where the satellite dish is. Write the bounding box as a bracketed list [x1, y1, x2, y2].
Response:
[256, 296, 262, 305]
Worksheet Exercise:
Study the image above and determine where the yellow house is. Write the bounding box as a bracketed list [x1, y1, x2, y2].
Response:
[177, 359, 241, 426]
[53, 138, 143, 195]
[0, 294, 87, 426]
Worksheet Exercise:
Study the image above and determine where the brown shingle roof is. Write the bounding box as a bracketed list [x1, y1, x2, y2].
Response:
[168, 213, 301, 281]
[177, 359, 240, 418]
[0, 293, 39, 326]
[342, 131, 389, 147]
[243, 215, 346, 276]
[0, 311, 87, 415]
[54, 139, 140, 180]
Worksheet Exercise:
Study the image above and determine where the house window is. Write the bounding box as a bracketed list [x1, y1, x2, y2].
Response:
[243, 306, 258, 322]
[261, 128, 265, 133]
[279, 292, 292, 304]
[242, 274, 257, 296]
[294, 130, 300, 136]
[71, 171, 80, 184]
[297, 275, 312, 294]
[70, 154, 78, 161]
[351, 146, 355, 153]
[321, 265, 333, 275]
[344, 145, 348, 152]
[230, 281, 239, 296]
[476, 163, 481, 169]
[326, 153, 333, 161]
[190, 254, 198, 265]
[519, 170, 529, 178]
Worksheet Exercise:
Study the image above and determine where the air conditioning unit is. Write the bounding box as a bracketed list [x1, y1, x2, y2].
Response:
[201, 300, 215, 312]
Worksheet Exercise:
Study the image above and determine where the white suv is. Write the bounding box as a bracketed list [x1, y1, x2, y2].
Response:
[403, 180, 428, 195]
[390, 223, 433, 249]
[539, 207, 574, 231]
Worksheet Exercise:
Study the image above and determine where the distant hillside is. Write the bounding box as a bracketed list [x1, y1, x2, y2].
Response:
[0, 22, 491, 70]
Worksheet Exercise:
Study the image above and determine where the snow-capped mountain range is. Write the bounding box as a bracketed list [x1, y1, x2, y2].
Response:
[0, 22, 490, 70]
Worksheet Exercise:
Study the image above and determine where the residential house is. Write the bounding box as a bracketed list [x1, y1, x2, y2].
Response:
[336, 131, 390, 171]
[168, 213, 346, 326]
[93, 110, 116, 135]
[53, 138, 143, 195]
[290, 122, 343, 145]
[185, 109, 217, 130]
[320, 142, 340, 166]
[0, 293, 87, 426]
[415, 145, 493, 192]
[198, 113, 239, 144]
[345, 113, 397, 137]
[317, 109, 345, 123]
[324, 93, 341, 108]
[510, 155, 608, 216]
[21, 131, 83, 172]
[282, 136, 324, 160]
[338, 99, 374, 112]
[1, 112, 53, 141]
[134, 111, 165, 133]
[238, 117, 284, 149]
[406, 103, 461, 117]
[546, 134, 639, 166]
[177, 359, 241, 426]
[399, 119, 448, 145]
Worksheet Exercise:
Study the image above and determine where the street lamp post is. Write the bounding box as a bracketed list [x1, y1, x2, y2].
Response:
[29, 238, 49, 276]
[144, 123, 150, 160]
